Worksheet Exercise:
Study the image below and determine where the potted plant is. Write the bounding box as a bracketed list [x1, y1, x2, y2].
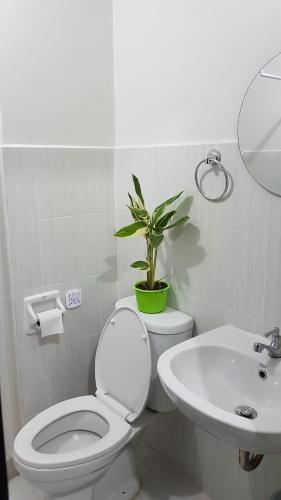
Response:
[114, 174, 189, 313]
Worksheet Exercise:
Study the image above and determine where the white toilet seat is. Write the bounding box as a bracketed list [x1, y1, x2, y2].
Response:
[14, 396, 131, 470]
[13, 307, 152, 498]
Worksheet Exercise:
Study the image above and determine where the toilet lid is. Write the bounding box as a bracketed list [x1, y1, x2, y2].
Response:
[95, 307, 151, 422]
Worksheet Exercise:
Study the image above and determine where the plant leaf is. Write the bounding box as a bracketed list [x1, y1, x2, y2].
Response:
[164, 216, 190, 230]
[132, 197, 140, 209]
[131, 260, 150, 271]
[134, 227, 147, 236]
[149, 232, 164, 249]
[151, 191, 184, 225]
[127, 205, 148, 220]
[155, 210, 176, 230]
[114, 221, 147, 237]
[132, 174, 145, 206]
[127, 196, 138, 221]
[151, 205, 166, 225]
[154, 191, 184, 212]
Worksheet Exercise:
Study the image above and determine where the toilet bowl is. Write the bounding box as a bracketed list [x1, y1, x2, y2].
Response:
[14, 301, 193, 500]
[14, 396, 132, 497]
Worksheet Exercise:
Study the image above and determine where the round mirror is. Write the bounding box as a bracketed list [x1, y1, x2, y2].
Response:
[238, 53, 281, 195]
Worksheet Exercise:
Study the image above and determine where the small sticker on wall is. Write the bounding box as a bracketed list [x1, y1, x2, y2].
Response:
[65, 288, 82, 309]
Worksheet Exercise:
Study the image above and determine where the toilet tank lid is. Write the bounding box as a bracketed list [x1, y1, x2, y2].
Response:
[115, 296, 193, 335]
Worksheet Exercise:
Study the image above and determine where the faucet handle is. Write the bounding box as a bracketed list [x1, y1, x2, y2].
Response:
[265, 327, 280, 338]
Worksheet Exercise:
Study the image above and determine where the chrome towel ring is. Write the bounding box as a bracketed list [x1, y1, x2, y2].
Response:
[195, 149, 230, 202]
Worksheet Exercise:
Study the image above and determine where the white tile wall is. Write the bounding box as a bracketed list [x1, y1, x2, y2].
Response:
[2, 146, 117, 423]
[37, 149, 99, 218]
[115, 142, 274, 336]
[0, 293, 21, 455]
[47, 335, 98, 406]
[264, 236, 281, 326]
[0, 149, 22, 457]
[18, 351, 50, 420]
[96, 149, 115, 213]
[10, 221, 42, 292]
[98, 212, 117, 273]
[40, 214, 100, 284]
[97, 269, 118, 327]
[3, 148, 38, 222]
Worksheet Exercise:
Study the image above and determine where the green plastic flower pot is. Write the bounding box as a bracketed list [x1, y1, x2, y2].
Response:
[134, 281, 170, 313]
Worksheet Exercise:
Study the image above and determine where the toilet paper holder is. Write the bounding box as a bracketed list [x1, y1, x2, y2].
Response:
[25, 290, 66, 332]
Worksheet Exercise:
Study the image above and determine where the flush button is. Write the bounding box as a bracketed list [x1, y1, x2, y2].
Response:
[110, 318, 116, 325]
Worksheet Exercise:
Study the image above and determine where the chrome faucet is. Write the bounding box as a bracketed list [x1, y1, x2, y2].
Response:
[253, 327, 281, 358]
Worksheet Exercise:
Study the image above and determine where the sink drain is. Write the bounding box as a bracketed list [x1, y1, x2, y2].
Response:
[235, 405, 257, 419]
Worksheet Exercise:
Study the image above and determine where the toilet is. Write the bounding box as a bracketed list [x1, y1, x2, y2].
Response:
[13, 297, 193, 500]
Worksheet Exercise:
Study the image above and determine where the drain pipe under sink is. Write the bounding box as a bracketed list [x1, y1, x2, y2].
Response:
[235, 405, 263, 471]
[239, 449, 264, 471]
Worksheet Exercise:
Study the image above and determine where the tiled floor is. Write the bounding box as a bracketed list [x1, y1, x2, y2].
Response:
[9, 444, 209, 500]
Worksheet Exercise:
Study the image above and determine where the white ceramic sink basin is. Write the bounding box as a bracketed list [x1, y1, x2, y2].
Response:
[157, 325, 281, 453]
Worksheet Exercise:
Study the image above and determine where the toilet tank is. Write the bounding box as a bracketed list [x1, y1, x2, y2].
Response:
[115, 296, 193, 412]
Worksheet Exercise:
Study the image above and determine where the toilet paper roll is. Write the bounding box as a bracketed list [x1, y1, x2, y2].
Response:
[37, 308, 64, 338]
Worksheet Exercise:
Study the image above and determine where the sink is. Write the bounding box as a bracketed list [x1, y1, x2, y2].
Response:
[157, 325, 281, 453]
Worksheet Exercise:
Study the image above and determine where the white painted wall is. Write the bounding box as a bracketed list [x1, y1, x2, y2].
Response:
[0, 0, 115, 145]
[113, 0, 281, 146]
[2, 0, 281, 148]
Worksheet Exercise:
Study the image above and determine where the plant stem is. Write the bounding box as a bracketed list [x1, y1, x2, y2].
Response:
[146, 238, 155, 290]
[145, 239, 158, 290]
[153, 249, 157, 286]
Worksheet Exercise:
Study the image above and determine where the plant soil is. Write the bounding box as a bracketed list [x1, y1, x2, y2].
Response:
[136, 281, 168, 291]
